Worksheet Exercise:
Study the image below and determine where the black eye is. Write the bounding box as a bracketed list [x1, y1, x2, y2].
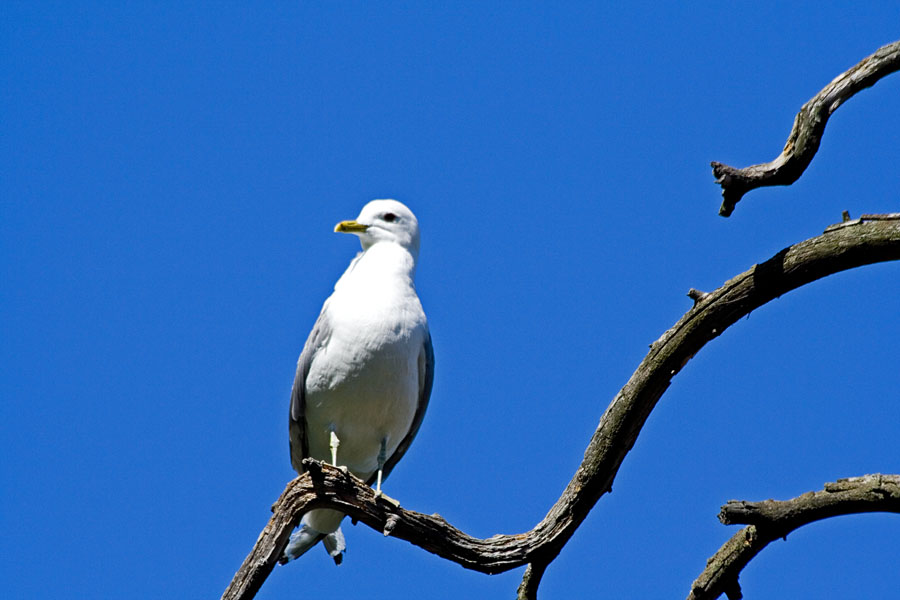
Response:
[383, 212, 398, 223]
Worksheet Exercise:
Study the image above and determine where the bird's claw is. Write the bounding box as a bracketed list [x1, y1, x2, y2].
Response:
[375, 491, 400, 507]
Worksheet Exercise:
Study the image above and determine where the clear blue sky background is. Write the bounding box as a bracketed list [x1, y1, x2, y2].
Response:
[2, 3, 898, 599]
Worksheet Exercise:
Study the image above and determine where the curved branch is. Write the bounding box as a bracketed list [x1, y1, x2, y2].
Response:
[222, 457, 540, 600]
[514, 215, 900, 594]
[687, 474, 900, 600]
[711, 39, 900, 217]
[223, 217, 900, 600]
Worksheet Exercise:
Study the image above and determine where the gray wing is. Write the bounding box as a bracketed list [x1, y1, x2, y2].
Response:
[288, 309, 332, 474]
[368, 328, 435, 486]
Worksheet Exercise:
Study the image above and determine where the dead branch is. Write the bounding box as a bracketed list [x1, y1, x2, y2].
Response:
[223, 216, 900, 600]
[711, 39, 900, 217]
[516, 561, 547, 600]
[688, 474, 900, 600]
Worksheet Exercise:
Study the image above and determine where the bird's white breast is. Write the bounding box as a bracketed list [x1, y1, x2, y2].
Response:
[304, 243, 427, 480]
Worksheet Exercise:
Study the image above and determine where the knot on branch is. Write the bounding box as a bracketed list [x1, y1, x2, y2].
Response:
[687, 288, 710, 306]
[825, 212, 900, 233]
[383, 514, 400, 537]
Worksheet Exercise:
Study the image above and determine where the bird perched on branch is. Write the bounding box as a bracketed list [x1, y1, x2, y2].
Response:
[282, 199, 435, 564]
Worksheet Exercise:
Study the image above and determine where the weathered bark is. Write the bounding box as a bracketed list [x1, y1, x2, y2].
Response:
[687, 474, 900, 600]
[223, 216, 900, 600]
[711, 40, 900, 216]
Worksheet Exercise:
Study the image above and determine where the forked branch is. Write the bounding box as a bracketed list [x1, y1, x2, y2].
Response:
[712, 40, 900, 216]
[688, 474, 900, 600]
[223, 216, 900, 600]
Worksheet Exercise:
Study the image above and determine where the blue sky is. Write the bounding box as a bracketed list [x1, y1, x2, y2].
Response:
[2, 3, 898, 598]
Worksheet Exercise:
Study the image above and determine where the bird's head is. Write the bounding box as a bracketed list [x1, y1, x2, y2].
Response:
[335, 199, 421, 254]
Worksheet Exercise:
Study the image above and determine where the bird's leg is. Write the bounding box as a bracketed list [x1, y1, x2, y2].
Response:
[327, 428, 349, 474]
[375, 438, 387, 496]
[329, 429, 340, 467]
[373, 438, 399, 506]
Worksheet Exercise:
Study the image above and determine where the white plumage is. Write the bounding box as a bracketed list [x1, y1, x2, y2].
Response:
[282, 200, 434, 564]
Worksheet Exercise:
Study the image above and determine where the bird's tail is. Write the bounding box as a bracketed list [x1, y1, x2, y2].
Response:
[281, 509, 346, 565]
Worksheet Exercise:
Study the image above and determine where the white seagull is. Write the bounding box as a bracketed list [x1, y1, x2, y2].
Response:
[282, 199, 434, 564]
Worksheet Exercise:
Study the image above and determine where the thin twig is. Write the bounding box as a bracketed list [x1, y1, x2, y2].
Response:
[517, 562, 548, 600]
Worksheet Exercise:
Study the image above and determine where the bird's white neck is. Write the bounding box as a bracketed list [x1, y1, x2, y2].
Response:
[334, 242, 418, 294]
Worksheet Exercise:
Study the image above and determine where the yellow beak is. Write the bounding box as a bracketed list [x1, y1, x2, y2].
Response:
[334, 220, 369, 234]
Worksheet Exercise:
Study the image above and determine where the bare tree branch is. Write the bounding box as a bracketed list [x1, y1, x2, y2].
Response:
[687, 474, 900, 600]
[711, 40, 900, 217]
[221, 458, 534, 600]
[721, 474, 900, 526]
[223, 216, 900, 600]
[511, 215, 900, 595]
[516, 561, 547, 600]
